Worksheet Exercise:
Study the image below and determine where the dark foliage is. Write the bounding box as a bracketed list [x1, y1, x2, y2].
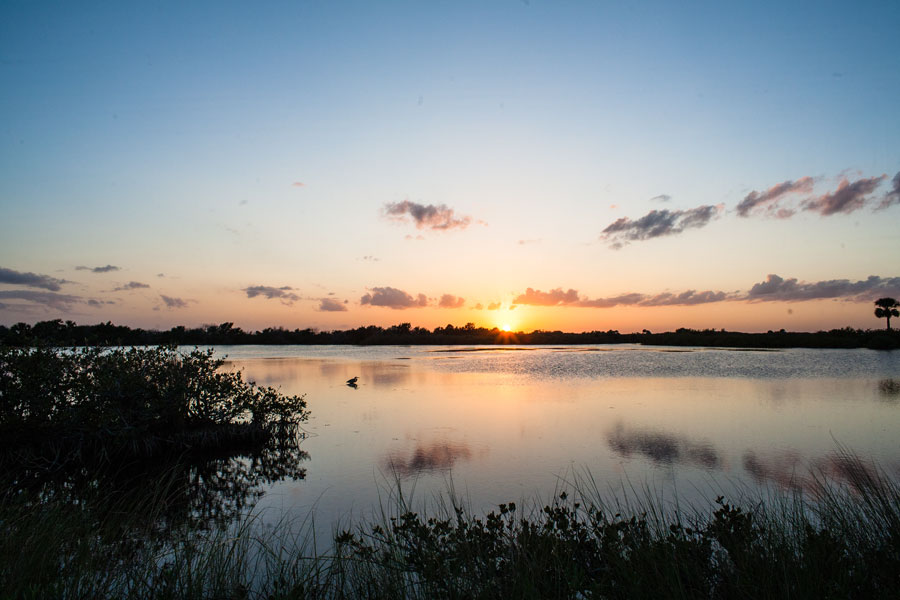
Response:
[2, 319, 899, 349]
[0, 344, 308, 461]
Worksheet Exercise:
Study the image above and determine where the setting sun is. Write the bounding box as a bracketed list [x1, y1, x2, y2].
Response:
[501, 324, 512, 332]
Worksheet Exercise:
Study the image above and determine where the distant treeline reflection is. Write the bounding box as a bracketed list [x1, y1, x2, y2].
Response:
[3, 319, 899, 349]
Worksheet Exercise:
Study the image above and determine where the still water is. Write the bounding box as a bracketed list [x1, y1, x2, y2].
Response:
[216, 344, 899, 528]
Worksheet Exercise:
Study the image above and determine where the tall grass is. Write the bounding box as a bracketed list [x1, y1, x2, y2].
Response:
[2, 449, 898, 599]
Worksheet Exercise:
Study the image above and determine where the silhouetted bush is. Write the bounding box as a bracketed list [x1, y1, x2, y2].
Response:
[0, 345, 308, 460]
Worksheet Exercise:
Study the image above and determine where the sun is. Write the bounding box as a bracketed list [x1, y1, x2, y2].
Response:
[501, 324, 512, 332]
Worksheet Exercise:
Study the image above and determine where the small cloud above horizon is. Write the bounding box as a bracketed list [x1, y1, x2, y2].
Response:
[0, 289, 82, 310]
[75, 264, 120, 273]
[318, 297, 349, 312]
[649, 194, 671, 203]
[361, 286, 429, 309]
[160, 294, 191, 309]
[292, 181, 305, 188]
[384, 200, 473, 231]
[243, 285, 301, 305]
[438, 294, 465, 309]
[113, 281, 150, 292]
[601, 205, 722, 248]
[0, 266, 69, 291]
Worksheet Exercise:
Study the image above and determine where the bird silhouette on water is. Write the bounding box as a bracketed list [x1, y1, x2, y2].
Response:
[346, 376, 359, 388]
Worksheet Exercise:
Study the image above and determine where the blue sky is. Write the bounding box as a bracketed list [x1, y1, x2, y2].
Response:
[2, 1, 899, 332]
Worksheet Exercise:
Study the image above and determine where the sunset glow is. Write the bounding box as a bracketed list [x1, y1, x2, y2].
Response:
[1, 2, 898, 333]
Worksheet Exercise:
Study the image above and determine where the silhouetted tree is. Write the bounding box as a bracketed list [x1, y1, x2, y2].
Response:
[874, 297, 900, 331]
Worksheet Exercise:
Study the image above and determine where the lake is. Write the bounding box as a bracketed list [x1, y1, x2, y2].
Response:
[211, 344, 900, 531]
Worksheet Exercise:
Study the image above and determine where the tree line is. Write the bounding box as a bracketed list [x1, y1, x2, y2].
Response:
[1, 319, 897, 349]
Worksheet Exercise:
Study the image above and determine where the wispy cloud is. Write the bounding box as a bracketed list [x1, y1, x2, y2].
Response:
[517, 238, 541, 245]
[292, 181, 305, 188]
[75, 264, 120, 273]
[438, 294, 465, 308]
[649, 194, 671, 203]
[384, 200, 473, 231]
[0, 290, 82, 310]
[87, 298, 116, 307]
[243, 285, 301, 304]
[803, 175, 886, 216]
[746, 274, 900, 302]
[0, 267, 69, 291]
[601, 205, 722, 248]
[876, 171, 900, 210]
[512, 287, 579, 306]
[160, 295, 191, 309]
[112, 281, 150, 292]
[318, 297, 348, 312]
[360, 286, 429, 309]
[736, 177, 815, 218]
[487, 302, 501, 310]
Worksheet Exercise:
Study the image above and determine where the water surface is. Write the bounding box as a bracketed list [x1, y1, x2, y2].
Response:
[212, 344, 900, 529]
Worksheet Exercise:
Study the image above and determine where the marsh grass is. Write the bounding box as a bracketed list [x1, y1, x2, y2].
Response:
[2, 449, 898, 599]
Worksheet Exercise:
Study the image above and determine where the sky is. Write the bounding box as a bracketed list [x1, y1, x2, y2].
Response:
[1, 0, 899, 333]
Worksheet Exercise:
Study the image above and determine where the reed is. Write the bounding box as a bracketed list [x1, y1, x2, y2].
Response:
[2, 448, 897, 599]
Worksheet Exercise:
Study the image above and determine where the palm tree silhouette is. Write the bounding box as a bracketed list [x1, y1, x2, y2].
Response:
[874, 297, 900, 331]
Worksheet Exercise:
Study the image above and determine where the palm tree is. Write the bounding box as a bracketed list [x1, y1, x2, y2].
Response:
[874, 297, 900, 331]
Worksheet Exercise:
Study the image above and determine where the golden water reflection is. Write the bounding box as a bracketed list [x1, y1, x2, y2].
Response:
[222, 348, 900, 526]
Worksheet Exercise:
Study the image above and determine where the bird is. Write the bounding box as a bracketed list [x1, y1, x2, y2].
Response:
[346, 376, 359, 386]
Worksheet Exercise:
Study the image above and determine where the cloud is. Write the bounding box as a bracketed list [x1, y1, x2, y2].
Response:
[160, 295, 190, 309]
[576, 293, 646, 308]
[640, 290, 731, 306]
[876, 171, 900, 210]
[512, 287, 579, 306]
[518, 238, 541, 245]
[113, 281, 150, 291]
[0, 290, 82, 310]
[472, 303, 484, 310]
[601, 205, 722, 248]
[384, 200, 472, 231]
[736, 177, 815, 217]
[803, 175, 885, 216]
[318, 297, 348, 312]
[649, 194, 671, 203]
[361, 255, 380, 262]
[75, 264, 120, 273]
[243, 285, 301, 304]
[87, 298, 116, 307]
[746, 274, 900, 302]
[487, 302, 501, 310]
[438, 294, 465, 308]
[292, 182, 305, 187]
[0, 267, 69, 291]
[360, 286, 429, 309]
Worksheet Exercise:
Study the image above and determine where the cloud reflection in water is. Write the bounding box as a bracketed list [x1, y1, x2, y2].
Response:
[606, 422, 721, 469]
[383, 441, 479, 478]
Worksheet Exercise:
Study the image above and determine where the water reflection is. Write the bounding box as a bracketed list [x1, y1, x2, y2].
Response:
[3, 430, 309, 532]
[878, 378, 900, 401]
[383, 440, 478, 478]
[606, 422, 721, 469]
[741, 448, 888, 495]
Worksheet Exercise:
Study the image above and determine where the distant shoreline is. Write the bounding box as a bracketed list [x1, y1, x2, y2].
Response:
[2, 319, 898, 350]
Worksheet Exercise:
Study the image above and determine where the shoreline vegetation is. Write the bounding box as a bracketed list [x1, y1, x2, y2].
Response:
[3, 318, 899, 349]
[0, 345, 308, 464]
[2, 452, 899, 598]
